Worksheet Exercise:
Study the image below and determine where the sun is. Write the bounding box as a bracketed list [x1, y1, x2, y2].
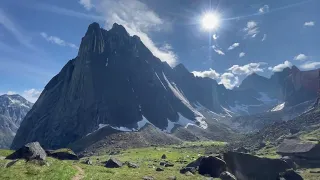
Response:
[201, 13, 220, 31]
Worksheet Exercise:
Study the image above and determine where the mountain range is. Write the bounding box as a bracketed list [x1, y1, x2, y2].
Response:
[0, 94, 33, 148]
[7, 22, 320, 151]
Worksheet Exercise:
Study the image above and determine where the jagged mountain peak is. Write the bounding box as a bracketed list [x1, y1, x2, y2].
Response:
[85, 22, 101, 36]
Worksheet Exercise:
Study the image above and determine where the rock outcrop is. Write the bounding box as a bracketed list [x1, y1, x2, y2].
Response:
[6, 142, 46, 161]
[223, 151, 290, 180]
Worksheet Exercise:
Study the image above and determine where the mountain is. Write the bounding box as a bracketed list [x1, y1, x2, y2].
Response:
[239, 66, 319, 107]
[0, 94, 33, 148]
[11, 23, 320, 150]
[11, 23, 215, 150]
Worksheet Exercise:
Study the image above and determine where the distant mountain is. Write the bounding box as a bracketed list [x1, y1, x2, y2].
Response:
[239, 66, 319, 109]
[11, 22, 320, 150]
[0, 94, 33, 148]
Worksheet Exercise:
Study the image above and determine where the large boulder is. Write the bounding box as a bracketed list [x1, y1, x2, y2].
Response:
[6, 142, 46, 161]
[219, 171, 236, 180]
[223, 151, 290, 180]
[278, 170, 303, 180]
[105, 157, 123, 168]
[198, 156, 226, 177]
[46, 149, 79, 160]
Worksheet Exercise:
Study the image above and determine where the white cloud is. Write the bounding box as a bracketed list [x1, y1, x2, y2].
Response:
[95, 0, 177, 66]
[4, 91, 16, 95]
[239, 52, 245, 58]
[192, 69, 220, 80]
[262, 34, 267, 41]
[212, 45, 225, 55]
[300, 61, 320, 70]
[22, 89, 42, 103]
[228, 43, 240, 50]
[259, 5, 270, 13]
[228, 62, 267, 75]
[40, 32, 78, 49]
[219, 73, 239, 89]
[79, 0, 93, 10]
[304, 21, 315, 27]
[294, 54, 308, 61]
[269, 61, 292, 72]
[192, 69, 239, 89]
[0, 9, 35, 50]
[36, 3, 103, 21]
[244, 21, 259, 38]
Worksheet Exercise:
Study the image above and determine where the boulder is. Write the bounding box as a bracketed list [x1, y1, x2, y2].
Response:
[198, 156, 226, 177]
[278, 169, 303, 180]
[185, 171, 194, 176]
[127, 162, 139, 168]
[167, 176, 176, 180]
[6, 142, 46, 161]
[219, 171, 236, 180]
[160, 161, 174, 167]
[161, 154, 167, 159]
[224, 151, 290, 180]
[280, 156, 296, 169]
[164, 162, 174, 167]
[143, 176, 154, 180]
[85, 159, 92, 165]
[47, 149, 79, 160]
[186, 156, 203, 168]
[180, 167, 197, 174]
[156, 167, 164, 171]
[105, 157, 123, 168]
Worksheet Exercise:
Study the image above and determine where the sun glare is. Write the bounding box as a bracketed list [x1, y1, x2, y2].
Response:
[201, 13, 220, 31]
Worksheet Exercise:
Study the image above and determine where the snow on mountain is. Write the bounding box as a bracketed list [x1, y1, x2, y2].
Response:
[0, 94, 33, 148]
[271, 102, 285, 112]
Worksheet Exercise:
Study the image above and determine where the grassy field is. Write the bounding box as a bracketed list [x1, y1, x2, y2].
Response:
[0, 141, 226, 180]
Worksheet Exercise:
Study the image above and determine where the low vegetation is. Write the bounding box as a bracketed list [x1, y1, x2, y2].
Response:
[0, 141, 226, 180]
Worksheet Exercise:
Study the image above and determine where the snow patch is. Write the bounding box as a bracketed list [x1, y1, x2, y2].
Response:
[155, 72, 167, 90]
[165, 119, 176, 133]
[136, 116, 150, 130]
[271, 102, 285, 111]
[162, 72, 207, 129]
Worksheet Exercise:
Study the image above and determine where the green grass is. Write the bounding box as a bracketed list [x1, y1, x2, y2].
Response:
[0, 149, 14, 157]
[0, 141, 227, 180]
[255, 145, 280, 159]
[300, 168, 320, 180]
[0, 157, 76, 180]
[300, 128, 320, 142]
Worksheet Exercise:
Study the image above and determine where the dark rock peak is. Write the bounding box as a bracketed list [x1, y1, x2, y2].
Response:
[85, 22, 101, 36]
[110, 23, 129, 36]
[173, 63, 189, 74]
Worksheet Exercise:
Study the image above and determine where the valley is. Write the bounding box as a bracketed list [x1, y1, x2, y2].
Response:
[0, 21, 319, 179]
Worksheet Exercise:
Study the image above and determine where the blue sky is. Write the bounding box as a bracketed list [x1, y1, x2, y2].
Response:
[0, 0, 319, 102]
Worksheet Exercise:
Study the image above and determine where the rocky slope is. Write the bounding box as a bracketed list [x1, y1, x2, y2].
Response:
[0, 94, 33, 148]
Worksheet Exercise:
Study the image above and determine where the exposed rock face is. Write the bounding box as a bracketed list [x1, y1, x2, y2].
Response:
[11, 23, 208, 150]
[46, 149, 79, 160]
[0, 94, 32, 149]
[223, 151, 290, 180]
[239, 67, 320, 107]
[198, 156, 226, 177]
[6, 142, 46, 161]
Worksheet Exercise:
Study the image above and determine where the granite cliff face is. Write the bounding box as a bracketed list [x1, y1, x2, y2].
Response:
[11, 23, 210, 149]
[0, 94, 32, 148]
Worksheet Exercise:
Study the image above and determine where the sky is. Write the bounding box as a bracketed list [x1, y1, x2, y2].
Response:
[0, 0, 319, 102]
